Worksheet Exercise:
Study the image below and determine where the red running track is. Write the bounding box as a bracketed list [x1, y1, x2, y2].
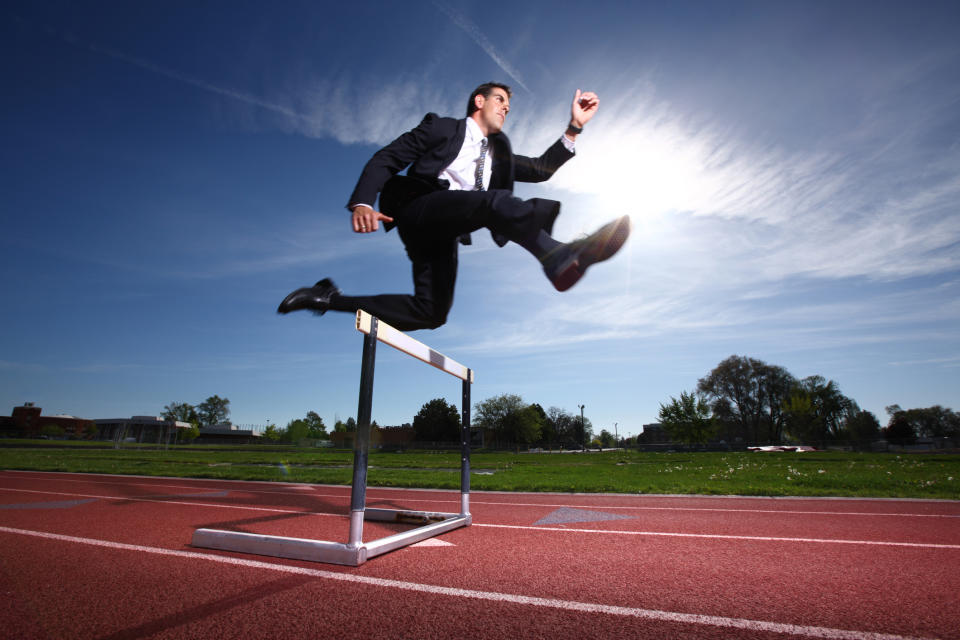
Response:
[1, 470, 958, 639]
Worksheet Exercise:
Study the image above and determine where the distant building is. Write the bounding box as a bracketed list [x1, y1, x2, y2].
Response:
[0, 403, 96, 438]
[95, 415, 191, 445]
[194, 423, 261, 445]
[374, 425, 415, 449]
[639, 422, 670, 444]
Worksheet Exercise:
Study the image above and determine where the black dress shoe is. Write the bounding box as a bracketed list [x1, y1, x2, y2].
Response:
[277, 278, 341, 315]
[544, 215, 631, 292]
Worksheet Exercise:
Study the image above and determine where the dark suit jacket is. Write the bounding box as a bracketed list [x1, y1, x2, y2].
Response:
[346, 113, 574, 245]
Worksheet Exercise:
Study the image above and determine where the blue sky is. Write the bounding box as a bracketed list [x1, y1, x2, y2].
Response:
[2, 0, 959, 438]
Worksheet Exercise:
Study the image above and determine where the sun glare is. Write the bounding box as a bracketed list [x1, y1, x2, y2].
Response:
[549, 107, 731, 233]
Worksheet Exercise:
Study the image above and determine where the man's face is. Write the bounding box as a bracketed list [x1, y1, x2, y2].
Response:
[473, 88, 510, 134]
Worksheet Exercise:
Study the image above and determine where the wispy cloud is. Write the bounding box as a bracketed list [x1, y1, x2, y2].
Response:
[431, 1, 530, 93]
[268, 74, 458, 146]
[22, 16, 452, 149]
[511, 68, 960, 289]
[888, 356, 960, 368]
[24, 17, 323, 129]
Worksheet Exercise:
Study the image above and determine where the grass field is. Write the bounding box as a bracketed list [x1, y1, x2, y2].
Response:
[2, 442, 959, 499]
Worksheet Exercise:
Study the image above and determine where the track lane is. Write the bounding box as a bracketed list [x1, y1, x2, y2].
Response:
[1, 471, 958, 639]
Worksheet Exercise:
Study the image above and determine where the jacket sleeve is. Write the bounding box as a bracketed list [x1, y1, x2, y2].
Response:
[512, 138, 575, 184]
[346, 113, 442, 210]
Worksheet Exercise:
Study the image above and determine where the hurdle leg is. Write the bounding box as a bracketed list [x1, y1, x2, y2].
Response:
[460, 373, 471, 517]
[349, 316, 378, 547]
[192, 311, 472, 566]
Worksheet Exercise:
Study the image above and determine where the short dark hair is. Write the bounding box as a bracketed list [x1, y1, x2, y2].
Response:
[466, 82, 512, 116]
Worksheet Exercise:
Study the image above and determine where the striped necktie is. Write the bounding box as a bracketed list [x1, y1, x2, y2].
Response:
[474, 138, 488, 191]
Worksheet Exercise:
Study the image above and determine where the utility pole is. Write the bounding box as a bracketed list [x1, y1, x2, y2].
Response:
[579, 404, 585, 450]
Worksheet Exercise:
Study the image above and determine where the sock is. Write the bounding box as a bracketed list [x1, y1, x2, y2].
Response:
[518, 229, 563, 263]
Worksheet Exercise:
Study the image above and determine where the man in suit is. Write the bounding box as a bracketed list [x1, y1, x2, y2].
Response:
[278, 82, 630, 331]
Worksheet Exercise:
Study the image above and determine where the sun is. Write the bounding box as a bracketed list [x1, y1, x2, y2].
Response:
[546, 117, 723, 240]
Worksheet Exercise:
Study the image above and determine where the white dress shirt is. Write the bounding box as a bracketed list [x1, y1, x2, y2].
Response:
[438, 118, 577, 192]
[352, 119, 575, 210]
[438, 117, 492, 191]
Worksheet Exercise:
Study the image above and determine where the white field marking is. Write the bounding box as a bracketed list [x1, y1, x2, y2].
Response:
[3, 471, 353, 498]
[1, 487, 955, 550]
[476, 523, 960, 550]
[467, 499, 960, 519]
[0, 487, 345, 519]
[0, 525, 934, 640]
[5, 472, 957, 519]
[411, 537, 455, 547]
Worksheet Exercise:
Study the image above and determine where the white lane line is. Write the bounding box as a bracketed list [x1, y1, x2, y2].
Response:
[468, 500, 960, 519]
[3, 486, 958, 549]
[0, 487, 343, 518]
[476, 523, 960, 550]
[6, 472, 956, 519]
[0, 525, 934, 640]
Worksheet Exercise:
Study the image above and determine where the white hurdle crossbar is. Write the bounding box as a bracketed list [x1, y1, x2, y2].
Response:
[192, 310, 473, 566]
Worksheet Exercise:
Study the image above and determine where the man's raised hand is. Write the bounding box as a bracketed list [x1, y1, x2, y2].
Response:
[351, 205, 394, 234]
[571, 89, 599, 128]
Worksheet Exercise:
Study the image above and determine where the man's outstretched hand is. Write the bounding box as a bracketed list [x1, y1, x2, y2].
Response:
[352, 205, 394, 233]
[570, 89, 599, 128]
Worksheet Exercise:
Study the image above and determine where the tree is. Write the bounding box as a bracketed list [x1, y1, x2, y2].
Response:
[475, 394, 524, 447]
[40, 424, 65, 439]
[883, 413, 916, 446]
[597, 429, 615, 448]
[285, 419, 309, 443]
[886, 405, 960, 439]
[536, 404, 559, 447]
[197, 395, 230, 427]
[304, 411, 328, 439]
[262, 424, 281, 442]
[509, 404, 544, 446]
[783, 377, 861, 445]
[161, 401, 199, 426]
[658, 391, 717, 446]
[783, 392, 818, 443]
[413, 398, 461, 442]
[579, 416, 594, 449]
[846, 410, 881, 448]
[546, 407, 578, 448]
[181, 424, 200, 443]
[697, 355, 795, 444]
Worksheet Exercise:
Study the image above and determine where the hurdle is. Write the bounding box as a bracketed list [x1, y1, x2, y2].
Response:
[191, 310, 473, 566]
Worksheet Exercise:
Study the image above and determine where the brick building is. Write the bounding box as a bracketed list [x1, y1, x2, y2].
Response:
[0, 403, 96, 438]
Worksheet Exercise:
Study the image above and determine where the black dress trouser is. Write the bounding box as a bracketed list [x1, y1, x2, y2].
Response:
[329, 188, 560, 331]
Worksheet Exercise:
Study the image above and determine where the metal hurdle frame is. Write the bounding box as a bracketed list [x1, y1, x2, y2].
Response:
[192, 310, 473, 566]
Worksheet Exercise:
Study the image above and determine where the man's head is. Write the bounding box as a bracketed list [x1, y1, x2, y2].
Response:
[467, 82, 511, 135]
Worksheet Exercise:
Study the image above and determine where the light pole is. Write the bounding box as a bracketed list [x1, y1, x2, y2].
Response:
[614, 422, 618, 448]
[578, 404, 585, 450]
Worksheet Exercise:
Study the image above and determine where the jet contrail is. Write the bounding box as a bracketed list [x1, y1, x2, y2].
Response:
[432, 1, 531, 93]
[22, 17, 319, 127]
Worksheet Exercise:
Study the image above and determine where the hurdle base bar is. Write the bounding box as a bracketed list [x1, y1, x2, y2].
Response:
[192, 312, 474, 566]
[191, 508, 470, 567]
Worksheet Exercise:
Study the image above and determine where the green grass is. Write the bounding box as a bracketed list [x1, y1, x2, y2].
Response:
[1, 444, 959, 499]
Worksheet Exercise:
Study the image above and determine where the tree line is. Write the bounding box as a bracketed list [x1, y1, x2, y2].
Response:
[410, 394, 594, 449]
[161, 398, 368, 445]
[160, 355, 957, 449]
[658, 355, 959, 447]
[160, 395, 231, 441]
[160, 393, 596, 449]
[161, 395, 231, 427]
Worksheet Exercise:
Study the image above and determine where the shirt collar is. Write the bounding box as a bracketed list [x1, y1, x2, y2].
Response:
[465, 117, 486, 144]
